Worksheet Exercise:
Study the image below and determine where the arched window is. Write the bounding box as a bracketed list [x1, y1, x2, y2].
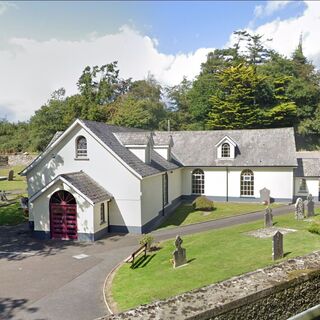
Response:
[192, 169, 204, 194]
[76, 136, 87, 158]
[240, 169, 254, 196]
[221, 143, 230, 158]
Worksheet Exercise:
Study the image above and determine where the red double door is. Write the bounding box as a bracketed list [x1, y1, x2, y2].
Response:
[50, 191, 78, 240]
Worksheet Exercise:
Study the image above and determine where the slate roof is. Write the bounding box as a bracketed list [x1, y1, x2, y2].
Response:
[295, 152, 320, 177]
[81, 120, 178, 177]
[61, 171, 113, 203]
[114, 132, 152, 145]
[152, 127, 297, 167]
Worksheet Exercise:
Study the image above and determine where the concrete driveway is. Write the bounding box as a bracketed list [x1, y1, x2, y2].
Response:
[0, 224, 140, 320]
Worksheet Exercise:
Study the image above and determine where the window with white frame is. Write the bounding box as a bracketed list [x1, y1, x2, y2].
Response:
[100, 203, 106, 224]
[221, 143, 230, 158]
[299, 179, 307, 193]
[192, 169, 204, 194]
[240, 169, 254, 196]
[76, 136, 87, 158]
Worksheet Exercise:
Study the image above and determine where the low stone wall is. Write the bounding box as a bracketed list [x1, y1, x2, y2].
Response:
[7, 154, 37, 167]
[101, 251, 320, 320]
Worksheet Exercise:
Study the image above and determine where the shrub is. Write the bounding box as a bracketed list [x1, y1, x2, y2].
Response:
[308, 222, 320, 235]
[192, 196, 214, 211]
[139, 233, 154, 250]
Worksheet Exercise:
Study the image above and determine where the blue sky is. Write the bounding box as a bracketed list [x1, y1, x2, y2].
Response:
[0, 0, 317, 121]
[0, 1, 306, 53]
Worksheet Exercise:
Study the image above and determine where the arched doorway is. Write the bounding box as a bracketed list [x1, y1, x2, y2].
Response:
[50, 190, 78, 240]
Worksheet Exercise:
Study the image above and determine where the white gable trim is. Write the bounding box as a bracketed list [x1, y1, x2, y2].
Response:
[215, 136, 237, 147]
[20, 119, 83, 176]
[80, 121, 142, 179]
[29, 175, 94, 205]
[20, 119, 143, 180]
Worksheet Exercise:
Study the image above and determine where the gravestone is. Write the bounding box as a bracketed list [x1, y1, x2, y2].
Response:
[264, 206, 273, 228]
[272, 231, 283, 261]
[295, 198, 304, 220]
[0, 190, 8, 201]
[306, 193, 315, 217]
[7, 170, 14, 181]
[173, 235, 187, 268]
[260, 187, 271, 205]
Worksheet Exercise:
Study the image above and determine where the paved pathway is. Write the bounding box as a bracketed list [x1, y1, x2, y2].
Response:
[0, 204, 299, 320]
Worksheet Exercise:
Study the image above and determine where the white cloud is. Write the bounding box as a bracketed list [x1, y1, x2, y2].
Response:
[0, 25, 214, 121]
[0, 1, 18, 15]
[254, 1, 291, 18]
[228, 1, 320, 67]
[252, 1, 320, 61]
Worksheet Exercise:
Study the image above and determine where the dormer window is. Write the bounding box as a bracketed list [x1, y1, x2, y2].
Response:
[221, 143, 230, 158]
[76, 136, 87, 158]
[215, 136, 237, 159]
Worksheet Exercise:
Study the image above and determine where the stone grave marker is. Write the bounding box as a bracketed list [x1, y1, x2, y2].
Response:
[7, 170, 14, 181]
[272, 231, 283, 261]
[173, 235, 187, 268]
[294, 198, 304, 220]
[260, 187, 270, 205]
[264, 206, 273, 228]
[306, 194, 315, 217]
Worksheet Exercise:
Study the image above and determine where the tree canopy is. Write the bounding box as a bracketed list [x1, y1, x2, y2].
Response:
[1, 30, 320, 153]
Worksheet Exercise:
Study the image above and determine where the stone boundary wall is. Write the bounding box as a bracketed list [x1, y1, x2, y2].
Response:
[6, 154, 37, 167]
[101, 251, 320, 320]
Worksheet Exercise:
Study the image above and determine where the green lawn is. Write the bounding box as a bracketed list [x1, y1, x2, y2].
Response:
[112, 210, 320, 311]
[0, 165, 27, 192]
[159, 201, 283, 229]
[0, 202, 27, 225]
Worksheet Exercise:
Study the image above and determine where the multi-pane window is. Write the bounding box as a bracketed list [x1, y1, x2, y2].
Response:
[76, 136, 87, 158]
[162, 173, 168, 206]
[240, 169, 254, 196]
[299, 179, 307, 193]
[100, 203, 105, 224]
[192, 169, 204, 194]
[221, 143, 230, 158]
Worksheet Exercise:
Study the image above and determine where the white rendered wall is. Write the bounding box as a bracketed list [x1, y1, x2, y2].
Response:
[154, 147, 169, 160]
[27, 123, 141, 229]
[182, 167, 294, 200]
[140, 168, 182, 226]
[295, 177, 319, 198]
[93, 200, 109, 233]
[31, 181, 94, 234]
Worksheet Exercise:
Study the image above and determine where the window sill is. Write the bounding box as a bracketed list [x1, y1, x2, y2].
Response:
[100, 221, 106, 225]
[74, 157, 90, 161]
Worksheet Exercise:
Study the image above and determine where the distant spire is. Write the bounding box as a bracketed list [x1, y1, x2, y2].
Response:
[298, 32, 303, 53]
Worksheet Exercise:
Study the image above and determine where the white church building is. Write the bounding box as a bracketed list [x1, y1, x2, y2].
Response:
[20, 119, 320, 241]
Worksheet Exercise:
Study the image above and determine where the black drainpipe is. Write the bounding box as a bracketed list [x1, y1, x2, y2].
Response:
[226, 167, 229, 202]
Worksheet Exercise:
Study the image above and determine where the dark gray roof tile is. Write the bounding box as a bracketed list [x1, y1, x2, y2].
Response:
[61, 171, 112, 203]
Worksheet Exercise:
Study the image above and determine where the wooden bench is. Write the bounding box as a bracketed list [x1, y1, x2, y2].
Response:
[125, 243, 147, 266]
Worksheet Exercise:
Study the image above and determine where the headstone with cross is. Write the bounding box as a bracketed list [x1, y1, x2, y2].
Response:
[306, 193, 315, 217]
[173, 235, 187, 268]
[264, 206, 273, 228]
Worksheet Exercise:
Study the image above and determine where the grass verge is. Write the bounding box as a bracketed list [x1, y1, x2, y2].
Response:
[112, 210, 320, 311]
[0, 165, 27, 192]
[158, 201, 283, 229]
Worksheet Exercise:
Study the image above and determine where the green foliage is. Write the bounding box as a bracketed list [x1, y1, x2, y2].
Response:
[308, 221, 320, 235]
[192, 196, 214, 211]
[0, 203, 27, 225]
[139, 233, 154, 249]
